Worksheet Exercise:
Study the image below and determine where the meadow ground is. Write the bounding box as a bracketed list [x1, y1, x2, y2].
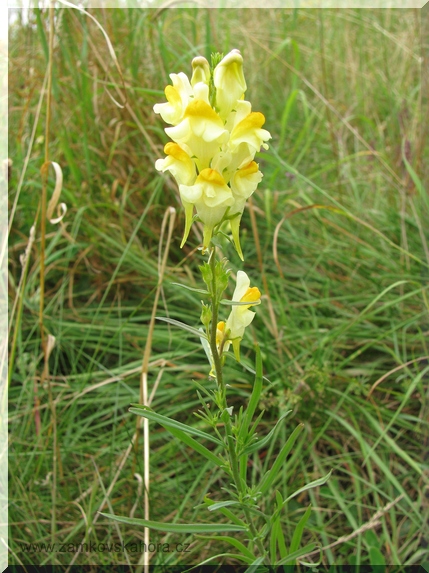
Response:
[8, 6, 429, 567]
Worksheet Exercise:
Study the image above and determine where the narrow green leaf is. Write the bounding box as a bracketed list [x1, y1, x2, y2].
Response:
[369, 546, 386, 566]
[258, 423, 305, 495]
[276, 517, 288, 560]
[155, 423, 226, 470]
[269, 490, 288, 562]
[244, 555, 266, 571]
[283, 470, 333, 505]
[101, 513, 246, 533]
[241, 411, 292, 455]
[196, 535, 255, 561]
[171, 282, 209, 295]
[360, 367, 427, 472]
[239, 345, 264, 443]
[238, 360, 272, 384]
[129, 404, 222, 446]
[327, 410, 418, 518]
[207, 500, 239, 512]
[35, 8, 49, 62]
[199, 334, 215, 372]
[270, 515, 279, 563]
[276, 542, 317, 565]
[247, 410, 265, 441]
[401, 141, 428, 209]
[172, 430, 225, 468]
[187, 552, 254, 566]
[278, 88, 299, 149]
[156, 316, 208, 340]
[289, 504, 312, 555]
[203, 497, 247, 528]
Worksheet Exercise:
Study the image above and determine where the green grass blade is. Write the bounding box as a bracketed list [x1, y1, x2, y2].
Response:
[402, 141, 428, 210]
[289, 504, 312, 556]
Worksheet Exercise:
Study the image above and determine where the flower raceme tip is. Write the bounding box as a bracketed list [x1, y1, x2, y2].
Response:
[154, 50, 271, 260]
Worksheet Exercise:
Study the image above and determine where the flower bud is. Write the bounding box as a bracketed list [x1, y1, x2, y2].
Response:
[201, 302, 212, 328]
[213, 49, 247, 119]
[191, 56, 210, 86]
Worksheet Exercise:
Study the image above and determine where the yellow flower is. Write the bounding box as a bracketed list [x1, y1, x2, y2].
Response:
[155, 143, 197, 247]
[179, 168, 234, 249]
[155, 142, 196, 186]
[224, 271, 261, 360]
[216, 321, 226, 350]
[213, 49, 247, 119]
[229, 161, 263, 260]
[229, 111, 271, 168]
[153, 72, 193, 126]
[166, 97, 228, 171]
[220, 100, 271, 181]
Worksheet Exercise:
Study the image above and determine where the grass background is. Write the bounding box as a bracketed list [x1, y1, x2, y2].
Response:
[8, 6, 429, 567]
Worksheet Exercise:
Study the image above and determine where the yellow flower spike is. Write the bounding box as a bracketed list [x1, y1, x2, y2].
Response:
[191, 56, 210, 86]
[154, 52, 270, 254]
[213, 49, 247, 119]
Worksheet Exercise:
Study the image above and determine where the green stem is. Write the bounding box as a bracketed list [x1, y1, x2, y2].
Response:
[208, 246, 268, 562]
[209, 248, 223, 393]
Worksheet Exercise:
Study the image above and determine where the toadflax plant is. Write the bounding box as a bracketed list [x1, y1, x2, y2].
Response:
[105, 50, 331, 568]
